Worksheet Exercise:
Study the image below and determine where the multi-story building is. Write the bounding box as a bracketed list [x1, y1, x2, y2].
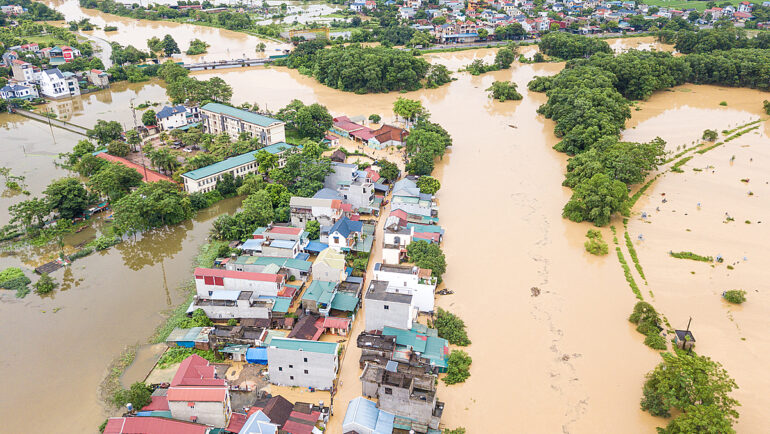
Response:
[181, 143, 294, 193]
[324, 162, 375, 210]
[364, 280, 416, 332]
[167, 354, 232, 428]
[155, 104, 189, 130]
[200, 102, 286, 146]
[189, 267, 284, 320]
[289, 197, 349, 228]
[11, 59, 39, 82]
[372, 263, 437, 313]
[0, 83, 36, 100]
[267, 338, 339, 390]
[39, 68, 80, 99]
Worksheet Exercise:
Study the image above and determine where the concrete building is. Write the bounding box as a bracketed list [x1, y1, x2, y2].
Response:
[226, 256, 311, 281]
[382, 215, 413, 265]
[372, 263, 437, 313]
[391, 178, 436, 219]
[39, 68, 79, 99]
[360, 364, 443, 431]
[327, 216, 363, 252]
[266, 338, 339, 390]
[289, 197, 348, 228]
[189, 268, 284, 320]
[156, 104, 189, 130]
[103, 417, 211, 433]
[323, 162, 375, 210]
[311, 248, 347, 283]
[201, 102, 286, 146]
[181, 145, 293, 193]
[0, 83, 36, 100]
[382, 325, 449, 373]
[367, 124, 409, 149]
[167, 354, 232, 428]
[11, 59, 38, 82]
[364, 280, 416, 332]
[86, 69, 110, 88]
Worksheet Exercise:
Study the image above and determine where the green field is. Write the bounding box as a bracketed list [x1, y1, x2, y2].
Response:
[22, 35, 67, 46]
[642, 0, 743, 12]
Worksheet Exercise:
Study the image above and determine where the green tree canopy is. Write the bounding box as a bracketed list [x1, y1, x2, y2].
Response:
[406, 240, 446, 283]
[112, 181, 193, 235]
[416, 176, 440, 195]
[87, 120, 123, 145]
[295, 103, 333, 140]
[44, 178, 89, 219]
[562, 173, 628, 226]
[88, 162, 143, 202]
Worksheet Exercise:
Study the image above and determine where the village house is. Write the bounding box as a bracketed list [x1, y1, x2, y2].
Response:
[342, 397, 396, 434]
[11, 59, 39, 82]
[103, 417, 212, 433]
[167, 354, 232, 427]
[323, 162, 376, 210]
[0, 83, 36, 100]
[372, 263, 437, 313]
[368, 124, 409, 149]
[1, 4, 24, 15]
[189, 267, 284, 320]
[227, 256, 312, 281]
[289, 197, 349, 228]
[156, 104, 190, 130]
[300, 275, 360, 318]
[364, 280, 416, 332]
[327, 216, 364, 252]
[382, 325, 449, 373]
[360, 363, 444, 431]
[39, 68, 80, 99]
[86, 69, 110, 88]
[330, 115, 372, 141]
[382, 215, 414, 265]
[391, 178, 437, 219]
[267, 338, 339, 390]
[311, 247, 347, 283]
[200, 102, 286, 146]
[181, 143, 295, 193]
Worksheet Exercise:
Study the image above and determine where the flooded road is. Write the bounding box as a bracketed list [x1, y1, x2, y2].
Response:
[2, 4, 763, 430]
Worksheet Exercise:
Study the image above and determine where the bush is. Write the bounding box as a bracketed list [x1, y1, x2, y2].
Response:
[702, 129, 718, 141]
[33, 273, 57, 295]
[669, 251, 712, 262]
[584, 229, 608, 255]
[644, 334, 667, 350]
[486, 81, 523, 102]
[157, 347, 219, 369]
[0, 267, 31, 297]
[435, 308, 471, 346]
[443, 350, 472, 385]
[227, 318, 238, 326]
[723, 290, 746, 304]
[112, 381, 152, 409]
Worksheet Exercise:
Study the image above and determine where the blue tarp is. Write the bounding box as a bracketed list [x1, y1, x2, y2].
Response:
[305, 241, 328, 253]
[294, 252, 310, 261]
[176, 341, 195, 348]
[246, 347, 268, 364]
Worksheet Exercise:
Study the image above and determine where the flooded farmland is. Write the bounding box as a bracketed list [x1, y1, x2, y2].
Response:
[1, 2, 768, 431]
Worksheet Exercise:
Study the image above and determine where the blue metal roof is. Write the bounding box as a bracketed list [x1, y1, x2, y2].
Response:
[241, 238, 264, 251]
[269, 239, 296, 249]
[305, 241, 329, 253]
[156, 105, 186, 119]
[246, 347, 268, 364]
[330, 217, 363, 239]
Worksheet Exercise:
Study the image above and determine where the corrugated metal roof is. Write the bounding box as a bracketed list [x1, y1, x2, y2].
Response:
[268, 337, 338, 355]
[201, 102, 283, 127]
[166, 387, 227, 402]
[182, 151, 256, 180]
[330, 292, 359, 312]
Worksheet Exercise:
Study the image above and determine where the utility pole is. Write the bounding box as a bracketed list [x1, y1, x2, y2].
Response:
[47, 106, 56, 144]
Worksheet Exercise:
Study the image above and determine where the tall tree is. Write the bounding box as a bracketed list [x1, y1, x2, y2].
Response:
[44, 178, 89, 219]
[162, 34, 180, 57]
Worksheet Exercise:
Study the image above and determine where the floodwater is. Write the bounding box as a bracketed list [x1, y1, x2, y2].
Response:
[622, 85, 770, 431]
[1, 3, 763, 430]
[41, 0, 291, 62]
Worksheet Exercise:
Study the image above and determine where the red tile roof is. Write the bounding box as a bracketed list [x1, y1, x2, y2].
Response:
[267, 226, 303, 236]
[364, 168, 380, 183]
[333, 116, 366, 133]
[194, 267, 284, 283]
[322, 316, 351, 330]
[283, 419, 315, 434]
[141, 395, 169, 411]
[289, 410, 321, 423]
[167, 387, 227, 402]
[350, 127, 376, 141]
[95, 152, 174, 183]
[104, 417, 209, 434]
[226, 413, 248, 432]
[170, 354, 225, 387]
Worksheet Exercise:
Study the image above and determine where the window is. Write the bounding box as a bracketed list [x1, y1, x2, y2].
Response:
[303, 357, 307, 362]
[304, 369, 308, 374]
[278, 367, 283, 371]
[384, 305, 389, 310]
[290, 375, 294, 380]
[289, 364, 293, 368]
[384, 387, 392, 395]
[188, 402, 196, 408]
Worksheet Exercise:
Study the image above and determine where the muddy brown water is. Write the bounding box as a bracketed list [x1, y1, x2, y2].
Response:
[1, 5, 765, 430]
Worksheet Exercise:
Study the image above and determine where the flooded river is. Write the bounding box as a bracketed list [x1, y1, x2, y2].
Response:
[2, 3, 765, 430]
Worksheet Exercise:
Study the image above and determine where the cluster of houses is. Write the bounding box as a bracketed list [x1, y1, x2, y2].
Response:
[1, 45, 109, 101]
[352, 0, 766, 44]
[102, 102, 452, 432]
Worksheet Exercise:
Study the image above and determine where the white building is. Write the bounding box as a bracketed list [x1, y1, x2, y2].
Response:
[11, 59, 39, 82]
[201, 102, 286, 146]
[188, 267, 285, 320]
[364, 280, 417, 332]
[0, 83, 36, 100]
[167, 354, 232, 428]
[181, 142, 295, 193]
[39, 68, 79, 99]
[289, 196, 349, 228]
[382, 216, 413, 265]
[155, 104, 189, 130]
[267, 338, 339, 390]
[372, 263, 437, 313]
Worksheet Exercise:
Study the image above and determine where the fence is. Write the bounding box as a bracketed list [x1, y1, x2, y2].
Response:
[13, 108, 90, 136]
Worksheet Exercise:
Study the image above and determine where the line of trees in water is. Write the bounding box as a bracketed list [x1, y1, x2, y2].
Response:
[529, 29, 770, 227]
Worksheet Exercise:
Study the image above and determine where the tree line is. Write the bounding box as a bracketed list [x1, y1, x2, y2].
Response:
[530, 33, 770, 226]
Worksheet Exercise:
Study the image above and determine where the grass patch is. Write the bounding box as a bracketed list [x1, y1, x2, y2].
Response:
[99, 345, 137, 409]
[585, 229, 609, 255]
[670, 156, 693, 173]
[722, 289, 746, 304]
[669, 251, 713, 262]
[616, 247, 643, 300]
[629, 301, 666, 350]
[623, 174, 660, 216]
[641, 0, 742, 12]
[624, 230, 646, 282]
[157, 347, 220, 369]
[724, 119, 761, 135]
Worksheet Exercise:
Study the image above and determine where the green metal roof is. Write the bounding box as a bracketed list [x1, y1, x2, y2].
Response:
[272, 296, 292, 313]
[330, 292, 359, 312]
[302, 280, 336, 303]
[382, 326, 448, 368]
[201, 102, 283, 127]
[269, 337, 338, 355]
[260, 142, 296, 155]
[263, 329, 287, 346]
[235, 256, 311, 272]
[181, 151, 256, 180]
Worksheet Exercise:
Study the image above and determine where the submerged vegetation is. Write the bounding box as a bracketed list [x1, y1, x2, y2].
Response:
[443, 350, 472, 385]
[584, 229, 608, 256]
[669, 251, 713, 262]
[435, 308, 471, 346]
[486, 81, 523, 102]
[628, 302, 665, 350]
[722, 290, 746, 304]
